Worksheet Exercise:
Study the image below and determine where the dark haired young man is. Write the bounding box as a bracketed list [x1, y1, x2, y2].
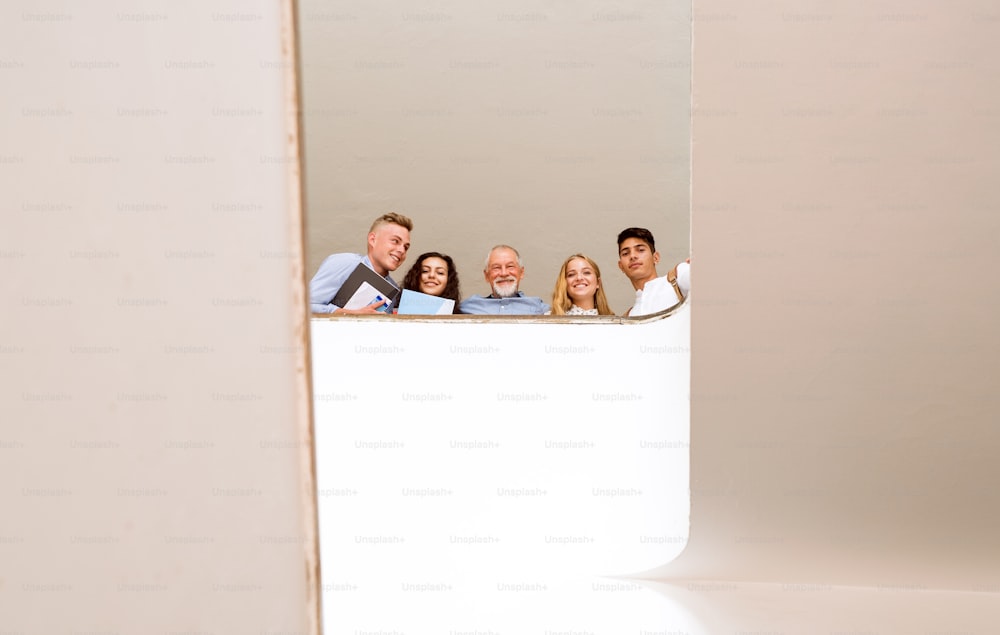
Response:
[616, 227, 690, 317]
[309, 212, 412, 314]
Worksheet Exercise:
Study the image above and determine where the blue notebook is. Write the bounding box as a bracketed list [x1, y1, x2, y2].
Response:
[396, 289, 455, 315]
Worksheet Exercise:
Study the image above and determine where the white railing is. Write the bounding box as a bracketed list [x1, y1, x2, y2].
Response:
[311, 303, 690, 634]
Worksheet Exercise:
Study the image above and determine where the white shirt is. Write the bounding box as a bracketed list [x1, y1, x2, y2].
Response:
[544, 304, 599, 316]
[630, 262, 690, 317]
[566, 304, 598, 316]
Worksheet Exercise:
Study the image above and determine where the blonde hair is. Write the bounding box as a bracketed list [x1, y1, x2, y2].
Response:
[369, 212, 413, 233]
[550, 254, 614, 315]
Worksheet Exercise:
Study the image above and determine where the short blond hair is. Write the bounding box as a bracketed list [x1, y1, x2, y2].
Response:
[369, 212, 413, 233]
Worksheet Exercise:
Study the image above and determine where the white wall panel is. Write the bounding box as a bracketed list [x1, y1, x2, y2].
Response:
[312, 308, 690, 633]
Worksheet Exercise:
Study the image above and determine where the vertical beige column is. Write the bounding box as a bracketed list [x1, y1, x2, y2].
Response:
[668, 1, 1000, 589]
[1, 1, 318, 632]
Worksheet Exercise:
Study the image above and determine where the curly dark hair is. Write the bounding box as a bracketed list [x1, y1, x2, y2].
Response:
[401, 252, 462, 314]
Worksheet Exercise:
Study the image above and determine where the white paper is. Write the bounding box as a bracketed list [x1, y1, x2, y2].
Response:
[342, 280, 390, 311]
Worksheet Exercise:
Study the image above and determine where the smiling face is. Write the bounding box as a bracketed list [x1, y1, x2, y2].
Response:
[617, 237, 660, 289]
[484, 247, 524, 298]
[418, 256, 449, 297]
[564, 256, 599, 309]
[367, 222, 411, 276]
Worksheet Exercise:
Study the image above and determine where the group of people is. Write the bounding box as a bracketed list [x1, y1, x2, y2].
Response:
[309, 212, 690, 318]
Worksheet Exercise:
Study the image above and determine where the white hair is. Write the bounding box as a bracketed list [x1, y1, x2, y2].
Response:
[483, 244, 523, 271]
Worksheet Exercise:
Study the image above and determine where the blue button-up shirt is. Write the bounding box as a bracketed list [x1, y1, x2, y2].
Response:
[459, 292, 550, 315]
[309, 253, 399, 314]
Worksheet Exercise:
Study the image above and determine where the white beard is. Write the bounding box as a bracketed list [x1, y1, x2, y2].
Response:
[491, 279, 519, 298]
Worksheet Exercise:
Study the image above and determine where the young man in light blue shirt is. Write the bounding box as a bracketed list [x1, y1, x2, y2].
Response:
[309, 213, 413, 314]
[459, 245, 550, 315]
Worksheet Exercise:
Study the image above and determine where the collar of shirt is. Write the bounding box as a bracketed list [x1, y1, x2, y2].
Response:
[488, 291, 525, 300]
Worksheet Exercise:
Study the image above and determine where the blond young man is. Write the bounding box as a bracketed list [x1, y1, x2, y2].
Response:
[309, 212, 412, 314]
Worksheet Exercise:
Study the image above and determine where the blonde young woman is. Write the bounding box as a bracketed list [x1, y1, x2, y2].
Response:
[549, 254, 615, 316]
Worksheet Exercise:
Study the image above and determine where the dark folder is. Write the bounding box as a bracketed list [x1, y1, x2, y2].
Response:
[331, 263, 399, 311]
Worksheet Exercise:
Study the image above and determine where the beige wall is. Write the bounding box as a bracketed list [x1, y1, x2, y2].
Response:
[299, 0, 691, 312]
[2, 1, 318, 633]
[3, 0, 1000, 632]
[670, 1, 1000, 591]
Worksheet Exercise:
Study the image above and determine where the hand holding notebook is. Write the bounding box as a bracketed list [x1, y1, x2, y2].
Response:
[331, 263, 399, 313]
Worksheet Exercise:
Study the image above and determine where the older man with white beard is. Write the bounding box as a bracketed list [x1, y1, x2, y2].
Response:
[458, 244, 550, 315]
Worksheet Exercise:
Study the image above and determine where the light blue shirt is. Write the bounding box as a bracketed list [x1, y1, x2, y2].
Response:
[309, 253, 399, 314]
[459, 292, 550, 315]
